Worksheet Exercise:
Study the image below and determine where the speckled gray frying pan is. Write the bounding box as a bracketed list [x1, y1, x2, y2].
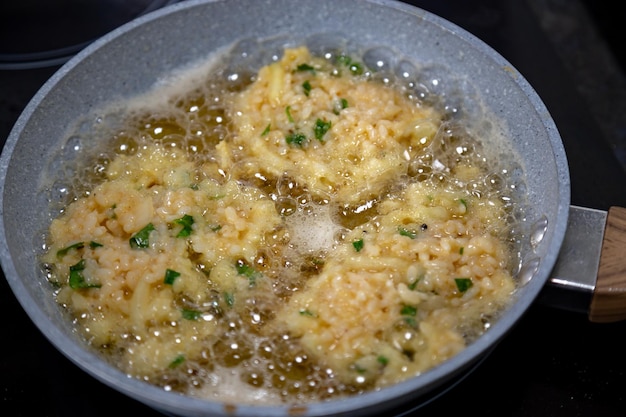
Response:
[1, 0, 622, 416]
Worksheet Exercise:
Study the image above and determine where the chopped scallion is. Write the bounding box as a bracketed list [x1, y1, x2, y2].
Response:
[68, 259, 100, 289]
[403, 317, 417, 327]
[455, 278, 473, 293]
[351, 362, 368, 374]
[400, 305, 417, 316]
[164, 269, 181, 285]
[261, 123, 271, 136]
[173, 214, 194, 237]
[224, 292, 235, 307]
[236, 260, 260, 287]
[286, 106, 294, 123]
[398, 226, 417, 239]
[181, 309, 201, 320]
[57, 242, 85, 258]
[333, 98, 348, 115]
[400, 304, 418, 327]
[286, 132, 306, 147]
[349, 62, 364, 75]
[169, 354, 185, 368]
[296, 63, 315, 72]
[314, 119, 331, 141]
[336, 55, 364, 75]
[408, 274, 423, 290]
[302, 80, 311, 96]
[129, 223, 155, 249]
[336, 55, 352, 67]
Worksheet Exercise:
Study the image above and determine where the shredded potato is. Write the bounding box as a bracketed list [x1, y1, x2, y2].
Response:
[42, 46, 517, 404]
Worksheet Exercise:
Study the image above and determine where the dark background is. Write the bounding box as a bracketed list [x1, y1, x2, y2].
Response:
[1, 1, 626, 416]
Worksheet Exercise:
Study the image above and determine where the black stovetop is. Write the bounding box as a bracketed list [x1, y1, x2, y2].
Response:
[2, 1, 626, 416]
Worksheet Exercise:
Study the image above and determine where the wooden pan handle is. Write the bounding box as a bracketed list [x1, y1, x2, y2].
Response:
[589, 206, 626, 322]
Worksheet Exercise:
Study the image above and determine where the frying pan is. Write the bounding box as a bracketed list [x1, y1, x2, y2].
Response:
[0, 0, 624, 416]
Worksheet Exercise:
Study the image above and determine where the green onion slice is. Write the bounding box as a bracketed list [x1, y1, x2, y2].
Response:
[181, 309, 201, 320]
[286, 132, 306, 147]
[236, 260, 261, 287]
[314, 119, 331, 141]
[296, 63, 315, 72]
[68, 259, 100, 289]
[164, 269, 181, 285]
[398, 226, 417, 239]
[302, 80, 311, 96]
[261, 123, 271, 136]
[129, 223, 155, 249]
[169, 354, 185, 368]
[455, 278, 473, 293]
[57, 242, 85, 258]
[174, 214, 194, 238]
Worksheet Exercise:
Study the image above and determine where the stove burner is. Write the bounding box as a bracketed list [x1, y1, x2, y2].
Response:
[0, 0, 180, 70]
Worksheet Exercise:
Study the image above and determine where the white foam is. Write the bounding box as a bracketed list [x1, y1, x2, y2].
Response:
[288, 203, 341, 254]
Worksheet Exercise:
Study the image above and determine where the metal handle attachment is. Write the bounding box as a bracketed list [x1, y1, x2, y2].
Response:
[540, 205, 626, 322]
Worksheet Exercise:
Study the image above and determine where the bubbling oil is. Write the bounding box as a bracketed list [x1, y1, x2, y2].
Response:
[44, 38, 527, 405]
